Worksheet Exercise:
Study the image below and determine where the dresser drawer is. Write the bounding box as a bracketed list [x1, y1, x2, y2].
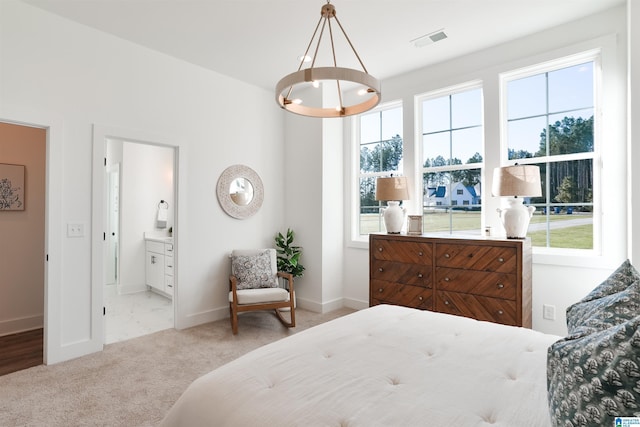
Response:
[371, 260, 431, 286]
[435, 267, 516, 299]
[435, 291, 518, 326]
[371, 237, 432, 264]
[371, 280, 433, 310]
[435, 243, 516, 272]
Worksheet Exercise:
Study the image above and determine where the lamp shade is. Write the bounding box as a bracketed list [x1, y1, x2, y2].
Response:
[491, 165, 541, 198]
[375, 177, 409, 201]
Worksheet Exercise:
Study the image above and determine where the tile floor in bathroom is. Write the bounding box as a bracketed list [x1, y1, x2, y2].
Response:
[104, 285, 173, 344]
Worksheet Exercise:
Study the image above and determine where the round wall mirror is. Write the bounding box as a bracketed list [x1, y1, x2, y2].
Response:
[217, 165, 264, 219]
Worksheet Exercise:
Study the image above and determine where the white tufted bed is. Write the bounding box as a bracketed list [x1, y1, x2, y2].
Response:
[161, 304, 560, 426]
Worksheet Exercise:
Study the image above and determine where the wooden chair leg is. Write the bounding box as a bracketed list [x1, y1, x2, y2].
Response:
[230, 303, 238, 335]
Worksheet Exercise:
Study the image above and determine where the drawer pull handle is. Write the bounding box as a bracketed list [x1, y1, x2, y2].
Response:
[418, 296, 423, 301]
[497, 283, 504, 289]
[418, 251, 423, 256]
[444, 253, 450, 259]
[378, 267, 383, 272]
[378, 288, 383, 293]
[417, 273, 423, 278]
[444, 277, 450, 282]
[378, 247, 383, 252]
[444, 300, 450, 305]
[498, 257, 504, 262]
[498, 310, 504, 315]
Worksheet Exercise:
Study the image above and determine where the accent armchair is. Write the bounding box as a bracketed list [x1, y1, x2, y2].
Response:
[229, 249, 295, 334]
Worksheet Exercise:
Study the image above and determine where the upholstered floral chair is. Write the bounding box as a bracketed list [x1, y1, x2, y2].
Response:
[228, 249, 295, 334]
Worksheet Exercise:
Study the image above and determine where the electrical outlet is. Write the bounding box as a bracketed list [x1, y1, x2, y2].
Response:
[67, 223, 85, 237]
[543, 304, 556, 320]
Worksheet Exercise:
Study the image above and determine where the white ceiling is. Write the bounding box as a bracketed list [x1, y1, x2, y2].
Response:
[22, 0, 624, 91]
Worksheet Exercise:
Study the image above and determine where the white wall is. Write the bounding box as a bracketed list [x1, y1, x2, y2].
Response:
[0, 0, 285, 363]
[341, 6, 630, 336]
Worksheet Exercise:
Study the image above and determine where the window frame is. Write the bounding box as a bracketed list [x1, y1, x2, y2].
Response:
[499, 50, 602, 255]
[350, 100, 404, 244]
[416, 81, 484, 236]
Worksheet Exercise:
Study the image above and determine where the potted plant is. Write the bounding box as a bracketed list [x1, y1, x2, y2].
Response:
[275, 228, 305, 279]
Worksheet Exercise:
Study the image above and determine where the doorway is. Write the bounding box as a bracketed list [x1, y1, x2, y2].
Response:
[0, 121, 46, 374]
[97, 132, 178, 345]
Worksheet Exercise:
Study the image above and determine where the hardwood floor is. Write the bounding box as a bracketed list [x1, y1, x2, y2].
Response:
[0, 329, 43, 376]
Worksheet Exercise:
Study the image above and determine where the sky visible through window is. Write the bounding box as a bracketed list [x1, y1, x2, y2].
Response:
[360, 107, 403, 145]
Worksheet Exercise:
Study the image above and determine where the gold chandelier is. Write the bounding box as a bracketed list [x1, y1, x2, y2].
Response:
[275, 1, 381, 118]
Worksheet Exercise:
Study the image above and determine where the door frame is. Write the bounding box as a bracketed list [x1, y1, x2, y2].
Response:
[92, 125, 180, 346]
[0, 107, 63, 365]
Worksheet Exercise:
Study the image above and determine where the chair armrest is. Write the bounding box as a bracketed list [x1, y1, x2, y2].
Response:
[277, 271, 295, 294]
[229, 275, 239, 302]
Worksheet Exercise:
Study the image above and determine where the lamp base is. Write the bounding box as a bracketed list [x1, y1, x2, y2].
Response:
[497, 198, 536, 239]
[382, 201, 406, 234]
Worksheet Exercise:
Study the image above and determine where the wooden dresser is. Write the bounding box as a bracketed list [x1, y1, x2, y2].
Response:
[369, 233, 532, 328]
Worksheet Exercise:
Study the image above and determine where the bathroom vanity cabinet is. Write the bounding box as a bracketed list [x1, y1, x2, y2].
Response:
[145, 238, 174, 298]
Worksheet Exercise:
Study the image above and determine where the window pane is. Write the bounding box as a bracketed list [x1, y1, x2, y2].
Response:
[452, 88, 482, 129]
[381, 108, 403, 141]
[359, 177, 383, 234]
[423, 169, 482, 235]
[422, 96, 450, 133]
[546, 112, 594, 155]
[507, 116, 546, 159]
[360, 112, 380, 144]
[422, 132, 450, 166]
[507, 73, 546, 120]
[527, 159, 593, 249]
[528, 208, 593, 250]
[452, 127, 483, 164]
[548, 62, 593, 113]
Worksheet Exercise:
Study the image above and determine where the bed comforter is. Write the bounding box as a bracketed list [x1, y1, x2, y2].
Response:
[161, 304, 560, 426]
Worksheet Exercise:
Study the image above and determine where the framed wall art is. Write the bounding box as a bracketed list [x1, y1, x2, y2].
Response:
[407, 215, 423, 235]
[0, 163, 25, 211]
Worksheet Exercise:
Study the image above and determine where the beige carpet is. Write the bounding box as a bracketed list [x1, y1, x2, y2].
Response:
[0, 307, 355, 427]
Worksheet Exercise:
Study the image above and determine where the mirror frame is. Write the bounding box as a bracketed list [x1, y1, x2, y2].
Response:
[216, 164, 264, 219]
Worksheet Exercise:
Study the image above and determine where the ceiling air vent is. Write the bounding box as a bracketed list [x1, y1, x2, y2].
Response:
[411, 29, 448, 48]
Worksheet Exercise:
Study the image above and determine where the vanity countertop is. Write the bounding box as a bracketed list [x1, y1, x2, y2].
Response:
[144, 232, 173, 243]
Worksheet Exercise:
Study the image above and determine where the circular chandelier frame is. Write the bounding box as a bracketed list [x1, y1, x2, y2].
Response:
[275, 2, 381, 118]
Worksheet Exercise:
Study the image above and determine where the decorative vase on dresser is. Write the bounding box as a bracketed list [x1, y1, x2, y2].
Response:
[369, 233, 532, 327]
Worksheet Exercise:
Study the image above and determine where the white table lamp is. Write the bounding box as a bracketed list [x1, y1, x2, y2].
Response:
[491, 165, 541, 239]
[375, 176, 410, 234]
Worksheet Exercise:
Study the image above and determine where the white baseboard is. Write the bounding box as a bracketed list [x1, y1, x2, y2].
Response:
[177, 306, 228, 330]
[117, 283, 147, 295]
[0, 314, 44, 337]
[296, 296, 367, 313]
[341, 297, 368, 311]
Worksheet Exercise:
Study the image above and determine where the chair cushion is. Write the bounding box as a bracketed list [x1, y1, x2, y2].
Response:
[231, 250, 278, 290]
[547, 316, 640, 426]
[229, 288, 290, 305]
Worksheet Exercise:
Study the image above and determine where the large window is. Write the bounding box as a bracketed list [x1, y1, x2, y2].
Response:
[356, 102, 403, 236]
[503, 56, 597, 250]
[418, 84, 483, 234]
